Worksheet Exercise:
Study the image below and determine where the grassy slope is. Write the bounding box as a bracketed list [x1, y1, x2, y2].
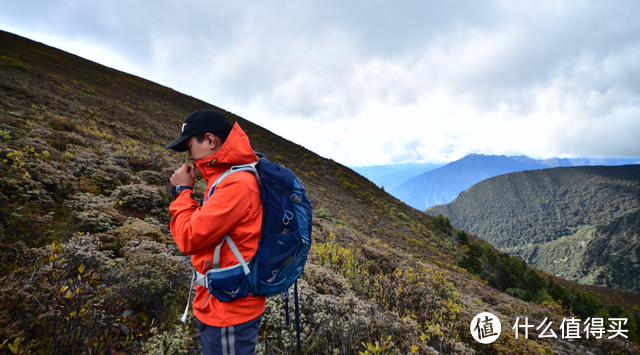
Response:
[1, 30, 639, 354]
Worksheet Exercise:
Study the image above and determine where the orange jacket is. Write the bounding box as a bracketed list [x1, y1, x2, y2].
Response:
[169, 122, 265, 327]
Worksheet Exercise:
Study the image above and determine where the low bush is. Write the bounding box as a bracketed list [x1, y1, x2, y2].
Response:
[111, 217, 169, 247]
[112, 140, 172, 173]
[0, 242, 119, 354]
[303, 263, 351, 296]
[113, 239, 190, 319]
[136, 170, 168, 186]
[111, 184, 164, 215]
[0, 176, 55, 208]
[63, 232, 117, 273]
[142, 323, 192, 355]
[65, 192, 115, 212]
[73, 210, 122, 233]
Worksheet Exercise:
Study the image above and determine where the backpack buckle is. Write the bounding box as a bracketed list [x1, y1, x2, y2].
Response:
[290, 194, 302, 204]
[282, 210, 293, 225]
[280, 290, 289, 300]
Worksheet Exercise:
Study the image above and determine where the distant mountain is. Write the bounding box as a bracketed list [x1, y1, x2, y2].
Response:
[350, 163, 444, 190]
[390, 154, 640, 210]
[504, 208, 640, 293]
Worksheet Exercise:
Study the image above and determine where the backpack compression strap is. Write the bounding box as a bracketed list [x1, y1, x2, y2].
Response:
[213, 234, 251, 274]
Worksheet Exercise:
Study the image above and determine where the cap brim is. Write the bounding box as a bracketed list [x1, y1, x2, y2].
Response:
[165, 134, 190, 152]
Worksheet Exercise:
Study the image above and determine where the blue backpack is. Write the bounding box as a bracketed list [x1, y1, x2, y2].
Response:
[182, 152, 312, 349]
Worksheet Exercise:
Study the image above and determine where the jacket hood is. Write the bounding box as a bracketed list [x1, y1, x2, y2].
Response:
[193, 122, 258, 181]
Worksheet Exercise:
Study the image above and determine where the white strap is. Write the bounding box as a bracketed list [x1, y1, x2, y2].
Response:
[181, 270, 210, 322]
[181, 271, 197, 323]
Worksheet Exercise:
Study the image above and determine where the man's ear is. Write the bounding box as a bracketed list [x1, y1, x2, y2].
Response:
[205, 133, 219, 150]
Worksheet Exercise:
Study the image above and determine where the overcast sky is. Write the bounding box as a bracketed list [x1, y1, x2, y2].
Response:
[2, 0, 639, 166]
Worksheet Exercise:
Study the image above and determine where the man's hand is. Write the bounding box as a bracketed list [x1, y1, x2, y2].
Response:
[170, 163, 196, 187]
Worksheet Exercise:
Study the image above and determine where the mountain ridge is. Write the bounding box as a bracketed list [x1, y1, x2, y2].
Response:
[350, 162, 444, 190]
[426, 165, 640, 248]
[381, 154, 640, 210]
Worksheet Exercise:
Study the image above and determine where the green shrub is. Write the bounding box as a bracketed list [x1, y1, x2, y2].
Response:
[533, 289, 554, 305]
[314, 207, 333, 222]
[8, 62, 28, 72]
[455, 230, 469, 245]
[431, 214, 452, 233]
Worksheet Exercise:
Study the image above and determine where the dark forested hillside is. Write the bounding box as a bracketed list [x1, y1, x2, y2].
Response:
[426, 165, 640, 248]
[506, 208, 640, 293]
[2, 30, 639, 354]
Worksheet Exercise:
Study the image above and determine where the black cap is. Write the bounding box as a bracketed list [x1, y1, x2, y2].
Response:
[165, 110, 232, 152]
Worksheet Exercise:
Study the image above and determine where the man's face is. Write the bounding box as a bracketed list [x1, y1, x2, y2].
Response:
[186, 135, 215, 162]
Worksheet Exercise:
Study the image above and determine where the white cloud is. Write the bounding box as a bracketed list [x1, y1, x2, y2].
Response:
[1, 0, 639, 166]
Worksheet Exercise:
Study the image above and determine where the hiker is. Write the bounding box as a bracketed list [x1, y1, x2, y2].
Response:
[165, 109, 265, 355]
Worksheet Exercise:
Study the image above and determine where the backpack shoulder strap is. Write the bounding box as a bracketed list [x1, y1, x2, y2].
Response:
[206, 160, 260, 201]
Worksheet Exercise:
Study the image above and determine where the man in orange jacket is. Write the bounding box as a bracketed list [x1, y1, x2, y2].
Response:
[166, 109, 265, 355]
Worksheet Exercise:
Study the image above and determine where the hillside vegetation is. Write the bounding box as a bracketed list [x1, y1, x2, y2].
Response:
[1, 30, 639, 354]
[505, 208, 640, 293]
[426, 165, 640, 249]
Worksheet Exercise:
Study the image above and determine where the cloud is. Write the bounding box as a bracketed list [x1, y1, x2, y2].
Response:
[440, 145, 455, 154]
[388, 139, 424, 162]
[1, 0, 639, 165]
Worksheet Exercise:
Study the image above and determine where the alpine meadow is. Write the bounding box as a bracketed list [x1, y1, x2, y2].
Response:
[1, 30, 639, 354]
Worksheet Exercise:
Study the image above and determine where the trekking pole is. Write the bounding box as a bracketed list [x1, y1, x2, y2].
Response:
[295, 280, 301, 352]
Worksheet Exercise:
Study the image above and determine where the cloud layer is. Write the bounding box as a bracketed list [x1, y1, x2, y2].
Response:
[2, 0, 639, 166]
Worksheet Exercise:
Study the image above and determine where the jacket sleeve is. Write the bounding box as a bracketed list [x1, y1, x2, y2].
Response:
[169, 177, 252, 255]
